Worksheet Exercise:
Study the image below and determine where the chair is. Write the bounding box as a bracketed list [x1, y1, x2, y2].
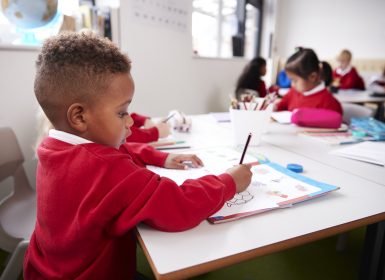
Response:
[341, 103, 374, 124]
[0, 127, 36, 280]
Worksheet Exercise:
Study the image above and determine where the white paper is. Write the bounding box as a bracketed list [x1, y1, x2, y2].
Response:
[330, 141, 385, 166]
[271, 111, 292, 124]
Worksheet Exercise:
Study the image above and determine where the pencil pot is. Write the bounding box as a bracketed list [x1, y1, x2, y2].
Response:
[229, 106, 271, 146]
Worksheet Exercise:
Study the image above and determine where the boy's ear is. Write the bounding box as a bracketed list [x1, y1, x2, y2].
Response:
[67, 103, 87, 132]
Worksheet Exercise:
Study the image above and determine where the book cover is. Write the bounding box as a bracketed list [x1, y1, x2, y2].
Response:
[207, 162, 339, 224]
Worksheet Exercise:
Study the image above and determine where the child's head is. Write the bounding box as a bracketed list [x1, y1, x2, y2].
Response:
[235, 57, 266, 98]
[337, 49, 352, 70]
[35, 32, 134, 148]
[284, 47, 321, 93]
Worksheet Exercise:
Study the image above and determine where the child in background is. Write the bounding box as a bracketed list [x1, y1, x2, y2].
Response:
[126, 112, 171, 142]
[277, 69, 291, 88]
[368, 66, 385, 94]
[275, 47, 342, 114]
[332, 49, 365, 90]
[35, 110, 171, 146]
[235, 57, 267, 100]
[25, 32, 252, 280]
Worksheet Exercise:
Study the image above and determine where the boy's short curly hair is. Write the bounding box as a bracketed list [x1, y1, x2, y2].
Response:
[35, 31, 131, 125]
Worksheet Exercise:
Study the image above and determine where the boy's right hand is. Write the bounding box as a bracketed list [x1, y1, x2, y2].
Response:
[226, 164, 252, 193]
[155, 122, 171, 138]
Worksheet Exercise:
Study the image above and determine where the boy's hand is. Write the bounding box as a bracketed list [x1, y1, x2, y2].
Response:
[164, 154, 204, 170]
[156, 122, 171, 138]
[226, 164, 252, 193]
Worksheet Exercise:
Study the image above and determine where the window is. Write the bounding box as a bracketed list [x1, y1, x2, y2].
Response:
[192, 0, 262, 59]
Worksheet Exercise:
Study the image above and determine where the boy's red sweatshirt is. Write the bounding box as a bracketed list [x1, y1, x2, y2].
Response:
[24, 138, 235, 280]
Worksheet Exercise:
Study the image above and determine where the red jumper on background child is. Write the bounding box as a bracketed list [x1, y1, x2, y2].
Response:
[235, 57, 267, 100]
[332, 49, 365, 90]
[24, 31, 252, 280]
[275, 47, 343, 115]
[127, 112, 170, 143]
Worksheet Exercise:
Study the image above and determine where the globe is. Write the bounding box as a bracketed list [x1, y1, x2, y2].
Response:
[1, 0, 58, 29]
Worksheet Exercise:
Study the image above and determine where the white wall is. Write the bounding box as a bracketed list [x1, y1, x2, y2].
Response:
[119, 1, 248, 117]
[275, 0, 385, 60]
[0, 48, 39, 196]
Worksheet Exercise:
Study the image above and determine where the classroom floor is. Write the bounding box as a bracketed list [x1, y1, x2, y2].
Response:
[137, 227, 366, 280]
[0, 227, 364, 279]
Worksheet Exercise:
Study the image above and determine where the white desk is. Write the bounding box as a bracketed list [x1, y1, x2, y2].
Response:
[335, 90, 385, 104]
[261, 122, 385, 186]
[335, 90, 385, 121]
[137, 115, 385, 280]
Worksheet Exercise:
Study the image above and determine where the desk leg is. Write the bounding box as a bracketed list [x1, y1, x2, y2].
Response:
[360, 221, 385, 280]
[374, 102, 385, 122]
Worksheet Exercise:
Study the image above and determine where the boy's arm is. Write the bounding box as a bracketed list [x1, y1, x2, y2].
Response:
[275, 90, 291, 111]
[104, 166, 236, 234]
[125, 127, 159, 143]
[119, 142, 167, 167]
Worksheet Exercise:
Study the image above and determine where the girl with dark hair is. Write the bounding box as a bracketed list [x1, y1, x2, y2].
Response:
[235, 57, 267, 100]
[275, 48, 342, 114]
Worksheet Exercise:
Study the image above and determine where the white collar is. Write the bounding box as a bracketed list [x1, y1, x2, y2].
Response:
[48, 129, 93, 145]
[303, 82, 326, 96]
[336, 65, 352, 76]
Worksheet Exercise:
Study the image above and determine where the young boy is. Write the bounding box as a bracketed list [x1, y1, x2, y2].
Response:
[332, 49, 365, 90]
[24, 32, 252, 280]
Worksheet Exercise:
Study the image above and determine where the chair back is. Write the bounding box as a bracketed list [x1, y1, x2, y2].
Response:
[342, 103, 374, 124]
[0, 127, 24, 182]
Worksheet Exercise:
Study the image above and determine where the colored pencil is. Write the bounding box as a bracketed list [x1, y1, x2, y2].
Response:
[239, 133, 252, 164]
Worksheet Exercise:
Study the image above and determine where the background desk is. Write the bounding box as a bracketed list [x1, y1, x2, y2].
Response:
[335, 90, 385, 121]
[137, 115, 385, 280]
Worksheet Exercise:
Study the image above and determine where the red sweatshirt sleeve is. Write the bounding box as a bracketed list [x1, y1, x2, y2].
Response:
[119, 142, 168, 167]
[130, 113, 150, 127]
[275, 89, 293, 111]
[126, 126, 159, 143]
[101, 164, 236, 234]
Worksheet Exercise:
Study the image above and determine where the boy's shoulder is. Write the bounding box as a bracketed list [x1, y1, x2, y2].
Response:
[41, 137, 132, 164]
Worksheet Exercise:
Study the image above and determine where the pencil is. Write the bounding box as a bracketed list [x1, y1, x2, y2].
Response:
[162, 113, 175, 123]
[239, 133, 252, 164]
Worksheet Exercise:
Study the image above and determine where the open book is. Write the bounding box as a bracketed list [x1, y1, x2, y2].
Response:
[146, 147, 339, 224]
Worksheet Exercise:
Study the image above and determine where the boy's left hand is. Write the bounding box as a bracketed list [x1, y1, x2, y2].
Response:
[164, 154, 203, 170]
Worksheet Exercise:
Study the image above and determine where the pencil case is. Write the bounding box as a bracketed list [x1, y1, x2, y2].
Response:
[291, 108, 342, 128]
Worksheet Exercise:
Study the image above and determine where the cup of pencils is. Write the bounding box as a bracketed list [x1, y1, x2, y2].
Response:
[229, 96, 273, 146]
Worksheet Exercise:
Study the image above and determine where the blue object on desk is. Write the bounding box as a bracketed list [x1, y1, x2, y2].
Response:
[350, 117, 385, 141]
[287, 163, 303, 173]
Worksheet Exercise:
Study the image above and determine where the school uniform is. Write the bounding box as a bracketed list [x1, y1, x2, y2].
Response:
[276, 83, 343, 114]
[24, 130, 236, 280]
[126, 113, 159, 143]
[333, 66, 365, 90]
[237, 79, 267, 98]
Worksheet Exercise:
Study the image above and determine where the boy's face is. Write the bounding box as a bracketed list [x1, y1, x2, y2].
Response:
[286, 71, 315, 93]
[84, 73, 135, 148]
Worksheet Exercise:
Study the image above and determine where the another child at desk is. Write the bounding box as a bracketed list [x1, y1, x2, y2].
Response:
[275, 47, 343, 115]
[368, 66, 385, 94]
[24, 32, 252, 280]
[332, 49, 365, 90]
[235, 57, 267, 100]
[127, 112, 171, 143]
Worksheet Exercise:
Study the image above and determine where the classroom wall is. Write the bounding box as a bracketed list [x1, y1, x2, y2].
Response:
[119, 1, 248, 117]
[274, 0, 385, 60]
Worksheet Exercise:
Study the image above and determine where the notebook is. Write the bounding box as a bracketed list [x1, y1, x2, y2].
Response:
[146, 147, 339, 224]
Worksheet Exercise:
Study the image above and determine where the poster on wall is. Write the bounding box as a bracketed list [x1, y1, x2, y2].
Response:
[128, 0, 189, 33]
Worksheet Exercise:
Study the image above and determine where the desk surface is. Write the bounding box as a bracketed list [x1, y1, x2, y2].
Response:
[137, 115, 385, 280]
[335, 90, 385, 104]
